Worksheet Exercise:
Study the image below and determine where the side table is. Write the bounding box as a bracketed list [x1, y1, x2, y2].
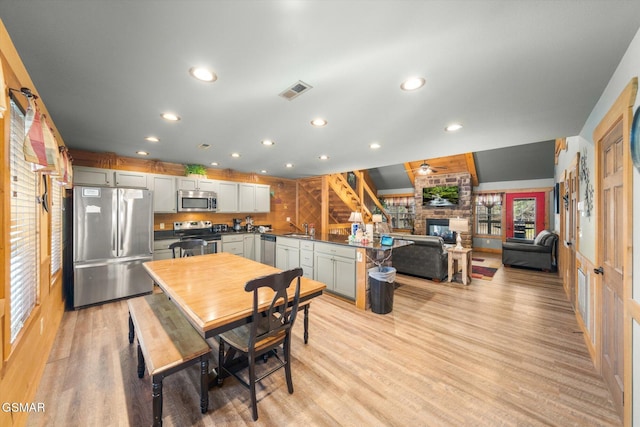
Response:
[447, 247, 472, 285]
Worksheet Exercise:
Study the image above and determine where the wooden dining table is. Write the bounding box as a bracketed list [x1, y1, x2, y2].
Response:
[142, 252, 326, 339]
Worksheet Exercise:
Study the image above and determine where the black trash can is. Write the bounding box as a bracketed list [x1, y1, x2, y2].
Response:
[369, 266, 396, 314]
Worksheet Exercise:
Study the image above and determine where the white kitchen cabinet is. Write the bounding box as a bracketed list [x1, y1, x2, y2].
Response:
[149, 174, 177, 213]
[216, 180, 239, 213]
[253, 234, 262, 263]
[176, 177, 218, 192]
[153, 238, 179, 261]
[176, 177, 197, 191]
[276, 237, 300, 270]
[73, 166, 114, 187]
[313, 242, 356, 300]
[254, 184, 271, 212]
[197, 179, 219, 192]
[238, 183, 271, 213]
[221, 234, 244, 256]
[243, 234, 255, 260]
[74, 167, 152, 189]
[300, 240, 314, 278]
[115, 170, 148, 188]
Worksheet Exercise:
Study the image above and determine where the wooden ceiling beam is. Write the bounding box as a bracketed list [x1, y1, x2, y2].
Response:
[464, 153, 479, 186]
[403, 162, 416, 187]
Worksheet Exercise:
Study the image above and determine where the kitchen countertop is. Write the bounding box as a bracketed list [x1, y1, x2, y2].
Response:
[154, 228, 412, 251]
[264, 230, 413, 251]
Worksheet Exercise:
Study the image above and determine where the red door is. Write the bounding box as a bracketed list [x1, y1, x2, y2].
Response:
[504, 192, 546, 239]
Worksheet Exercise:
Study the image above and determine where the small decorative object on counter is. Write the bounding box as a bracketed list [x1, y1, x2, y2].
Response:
[309, 223, 315, 237]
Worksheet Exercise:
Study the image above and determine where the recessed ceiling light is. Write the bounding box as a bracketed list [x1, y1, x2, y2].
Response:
[136, 151, 149, 156]
[310, 118, 327, 127]
[319, 155, 329, 160]
[261, 139, 275, 146]
[210, 162, 219, 166]
[400, 77, 425, 91]
[145, 136, 159, 142]
[260, 170, 268, 174]
[231, 153, 241, 158]
[285, 163, 294, 168]
[189, 66, 217, 82]
[161, 112, 180, 121]
[370, 142, 381, 149]
[445, 123, 463, 132]
[199, 143, 212, 150]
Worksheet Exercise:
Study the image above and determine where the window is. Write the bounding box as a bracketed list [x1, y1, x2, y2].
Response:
[50, 179, 63, 278]
[475, 204, 502, 235]
[512, 198, 537, 239]
[475, 193, 502, 236]
[504, 192, 547, 240]
[9, 99, 40, 343]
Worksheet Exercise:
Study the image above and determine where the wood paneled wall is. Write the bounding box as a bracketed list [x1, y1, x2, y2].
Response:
[70, 149, 300, 232]
[1, 21, 67, 427]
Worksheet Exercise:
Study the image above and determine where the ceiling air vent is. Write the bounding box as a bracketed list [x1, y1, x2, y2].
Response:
[279, 80, 313, 100]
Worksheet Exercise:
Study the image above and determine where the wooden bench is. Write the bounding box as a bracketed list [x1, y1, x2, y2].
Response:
[128, 293, 211, 427]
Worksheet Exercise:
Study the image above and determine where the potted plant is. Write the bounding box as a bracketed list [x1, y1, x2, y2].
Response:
[185, 164, 207, 178]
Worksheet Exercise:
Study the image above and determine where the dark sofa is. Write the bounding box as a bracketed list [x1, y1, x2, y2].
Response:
[388, 233, 449, 281]
[501, 230, 558, 271]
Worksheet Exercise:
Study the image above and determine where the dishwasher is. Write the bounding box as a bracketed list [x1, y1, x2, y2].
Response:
[260, 234, 276, 266]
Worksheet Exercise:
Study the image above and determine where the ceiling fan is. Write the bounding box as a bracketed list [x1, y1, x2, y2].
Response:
[413, 160, 447, 175]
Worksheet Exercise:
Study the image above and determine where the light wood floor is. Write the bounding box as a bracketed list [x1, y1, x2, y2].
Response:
[27, 255, 621, 426]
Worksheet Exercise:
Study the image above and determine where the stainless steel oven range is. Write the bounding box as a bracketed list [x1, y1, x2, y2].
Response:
[173, 221, 220, 255]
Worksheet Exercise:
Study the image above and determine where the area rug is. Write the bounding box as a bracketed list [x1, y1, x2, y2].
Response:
[471, 257, 500, 281]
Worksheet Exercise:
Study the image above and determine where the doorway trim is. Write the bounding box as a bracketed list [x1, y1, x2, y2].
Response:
[593, 77, 636, 425]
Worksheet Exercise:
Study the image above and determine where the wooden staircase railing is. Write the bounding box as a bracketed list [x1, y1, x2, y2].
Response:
[297, 171, 392, 235]
[327, 172, 391, 224]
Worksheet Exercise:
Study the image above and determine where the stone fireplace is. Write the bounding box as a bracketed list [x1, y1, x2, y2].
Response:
[413, 172, 473, 247]
[426, 218, 456, 244]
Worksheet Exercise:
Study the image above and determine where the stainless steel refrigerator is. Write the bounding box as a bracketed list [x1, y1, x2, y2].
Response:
[73, 186, 153, 308]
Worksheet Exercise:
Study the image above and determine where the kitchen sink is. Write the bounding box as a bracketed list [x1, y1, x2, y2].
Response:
[284, 233, 313, 239]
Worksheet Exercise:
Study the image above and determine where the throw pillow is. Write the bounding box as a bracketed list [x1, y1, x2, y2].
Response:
[540, 233, 556, 246]
[534, 230, 550, 245]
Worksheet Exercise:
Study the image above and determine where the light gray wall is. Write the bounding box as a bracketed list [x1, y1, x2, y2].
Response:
[473, 236, 502, 251]
[377, 188, 415, 196]
[474, 178, 555, 192]
[556, 26, 640, 424]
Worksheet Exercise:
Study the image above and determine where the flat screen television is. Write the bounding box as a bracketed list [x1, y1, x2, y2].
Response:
[422, 185, 459, 207]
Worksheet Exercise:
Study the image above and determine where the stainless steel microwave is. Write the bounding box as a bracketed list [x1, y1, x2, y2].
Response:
[177, 190, 217, 212]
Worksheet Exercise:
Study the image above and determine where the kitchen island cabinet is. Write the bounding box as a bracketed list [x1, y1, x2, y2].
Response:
[300, 240, 314, 278]
[313, 242, 356, 300]
[264, 232, 412, 310]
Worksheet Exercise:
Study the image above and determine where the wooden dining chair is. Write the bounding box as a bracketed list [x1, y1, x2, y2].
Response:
[217, 267, 303, 421]
[169, 239, 207, 258]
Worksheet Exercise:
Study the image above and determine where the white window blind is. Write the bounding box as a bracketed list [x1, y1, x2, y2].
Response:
[50, 179, 62, 277]
[9, 99, 39, 343]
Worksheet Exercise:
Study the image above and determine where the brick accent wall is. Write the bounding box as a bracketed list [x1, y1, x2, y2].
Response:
[413, 173, 473, 247]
